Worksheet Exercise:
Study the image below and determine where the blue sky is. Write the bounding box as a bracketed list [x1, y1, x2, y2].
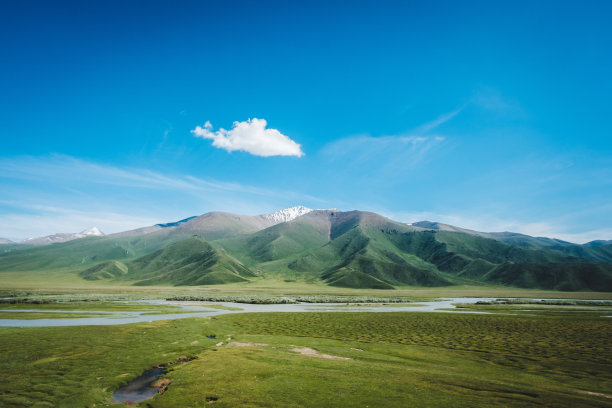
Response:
[1, 0, 611, 243]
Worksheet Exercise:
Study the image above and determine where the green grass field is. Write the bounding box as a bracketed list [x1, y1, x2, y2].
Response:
[3, 278, 612, 300]
[0, 298, 610, 407]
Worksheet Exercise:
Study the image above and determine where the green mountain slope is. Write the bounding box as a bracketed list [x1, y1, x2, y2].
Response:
[483, 262, 612, 291]
[489, 233, 573, 249]
[80, 260, 128, 280]
[546, 243, 612, 263]
[216, 211, 332, 264]
[383, 230, 612, 291]
[286, 212, 451, 289]
[1, 209, 611, 291]
[0, 236, 134, 272]
[412, 221, 575, 249]
[0, 211, 277, 273]
[125, 236, 256, 285]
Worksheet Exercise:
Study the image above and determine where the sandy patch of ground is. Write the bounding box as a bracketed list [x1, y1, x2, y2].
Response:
[291, 347, 351, 360]
[227, 342, 268, 347]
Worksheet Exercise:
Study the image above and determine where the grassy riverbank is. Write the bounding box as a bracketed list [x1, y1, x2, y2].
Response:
[0, 302, 610, 407]
[3, 282, 612, 303]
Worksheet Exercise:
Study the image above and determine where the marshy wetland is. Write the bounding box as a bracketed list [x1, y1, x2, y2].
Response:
[0, 291, 610, 407]
[0, 297, 491, 327]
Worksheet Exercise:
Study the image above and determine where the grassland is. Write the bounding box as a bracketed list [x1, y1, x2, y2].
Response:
[3, 213, 611, 406]
[0, 317, 208, 407]
[0, 311, 114, 320]
[3, 279, 612, 300]
[0, 298, 610, 408]
[451, 301, 612, 315]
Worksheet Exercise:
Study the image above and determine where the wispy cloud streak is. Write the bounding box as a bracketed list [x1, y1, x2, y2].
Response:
[0, 155, 322, 240]
[0, 155, 280, 196]
[320, 134, 445, 173]
[416, 107, 464, 133]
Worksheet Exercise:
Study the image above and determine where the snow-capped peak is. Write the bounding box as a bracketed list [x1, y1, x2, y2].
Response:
[80, 227, 104, 237]
[21, 227, 105, 245]
[262, 206, 312, 224]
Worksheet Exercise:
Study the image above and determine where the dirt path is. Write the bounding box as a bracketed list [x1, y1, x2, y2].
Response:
[291, 347, 351, 360]
[227, 342, 268, 347]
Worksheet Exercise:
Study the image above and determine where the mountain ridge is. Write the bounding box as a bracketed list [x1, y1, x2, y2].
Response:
[1, 207, 611, 291]
[21, 227, 104, 245]
[8, 208, 609, 247]
[411, 221, 574, 247]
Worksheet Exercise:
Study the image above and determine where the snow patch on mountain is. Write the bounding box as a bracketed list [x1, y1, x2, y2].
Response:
[22, 227, 105, 245]
[261, 206, 312, 224]
[80, 227, 104, 237]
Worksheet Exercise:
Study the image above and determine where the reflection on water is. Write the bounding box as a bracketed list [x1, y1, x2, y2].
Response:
[113, 368, 163, 403]
[2, 297, 605, 327]
[0, 298, 492, 327]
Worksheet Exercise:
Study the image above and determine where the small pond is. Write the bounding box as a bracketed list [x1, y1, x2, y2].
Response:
[113, 368, 164, 403]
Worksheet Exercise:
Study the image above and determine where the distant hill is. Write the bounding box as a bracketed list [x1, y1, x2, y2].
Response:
[411, 221, 573, 249]
[124, 236, 255, 285]
[106, 212, 271, 240]
[80, 260, 128, 280]
[412, 220, 612, 264]
[1, 207, 611, 291]
[21, 227, 104, 245]
[0, 207, 313, 271]
[79, 237, 255, 285]
[404, 230, 612, 291]
[584, 240, 612, 247]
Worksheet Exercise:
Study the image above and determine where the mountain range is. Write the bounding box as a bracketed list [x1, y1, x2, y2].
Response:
[1, 206, 611, 291]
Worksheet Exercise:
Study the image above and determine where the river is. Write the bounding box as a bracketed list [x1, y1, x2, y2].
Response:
[0, 297, 606, 327]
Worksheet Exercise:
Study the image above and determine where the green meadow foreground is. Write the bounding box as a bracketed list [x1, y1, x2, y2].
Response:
[0, 290, 611, 407]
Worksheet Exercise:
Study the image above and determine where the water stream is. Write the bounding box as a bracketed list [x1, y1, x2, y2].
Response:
[0, 297, 495, 327]
[0, 297, 608, 327]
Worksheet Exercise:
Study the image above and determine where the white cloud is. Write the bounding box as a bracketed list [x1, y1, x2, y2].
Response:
[470, 88, 522, 114]
[416, 107, 463, 133]
[192, 118, 304, 157]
